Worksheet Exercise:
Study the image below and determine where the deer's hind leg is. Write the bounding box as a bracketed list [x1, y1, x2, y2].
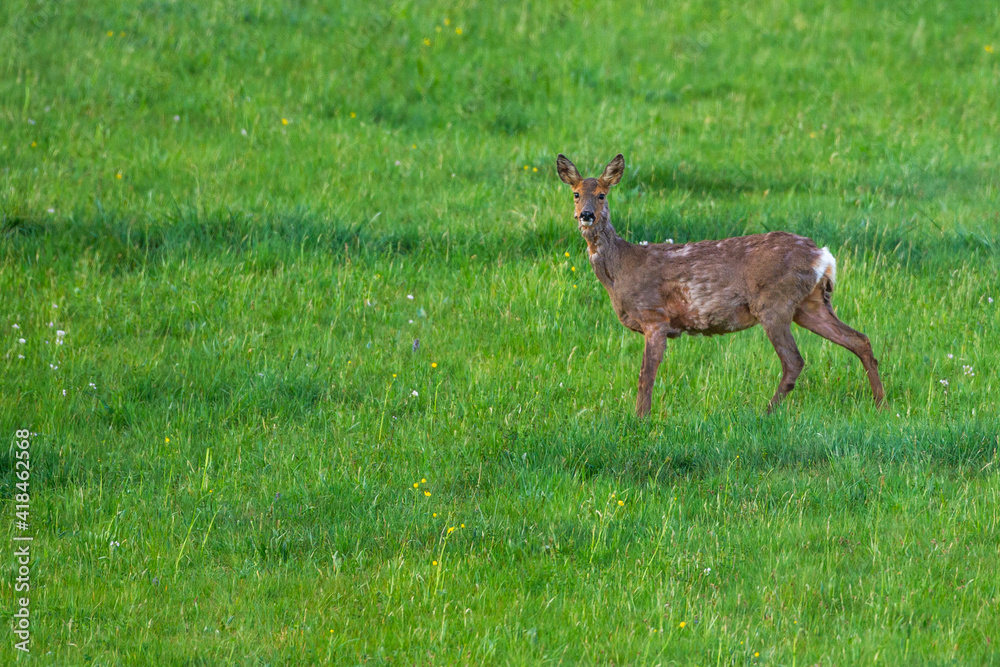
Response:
[761, 318, 805, 413]
[793, 283, 886, 407]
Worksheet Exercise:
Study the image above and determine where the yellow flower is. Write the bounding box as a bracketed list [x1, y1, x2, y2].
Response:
[564, 251, 570, 257]
[107, 30, 114, 36]
[456, 27, 463, 35]
[524, 165, 529, 170]
[423, 38, 431, 46]
[281, 118, 289, 125]
[165, 437, 170, 443]
[573, 284, 577, 288]
[119, 31, 125, 37]
[444, 18, 451, 26]
[533, 167, 538, 172]
[31, 142, 37, 148]
[432, 560, 438, 565]
[679, 621, 686, 628]
[571, 266, 576, 272]
[754, 653, 759, 657]
[986, 45, 994, 53]
[435, 26, 441, 33]
[432, 512, 437, 517]
[349, 111, 356, 118]
[617, 500, 624, 506]
[412, 143, 416, 149]
[392, 373, 396, 377]
[431, 362, 437, 368]
[116, 172, 122, 179]
[460, 523, 465, 528]
[421, 478, 427, 483]
[447, 526, 455, 534]
[424, 490, 431, 497]
[809, 131, 817, 138]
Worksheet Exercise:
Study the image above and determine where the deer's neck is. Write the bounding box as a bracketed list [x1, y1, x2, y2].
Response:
[583, 221, 628, 288]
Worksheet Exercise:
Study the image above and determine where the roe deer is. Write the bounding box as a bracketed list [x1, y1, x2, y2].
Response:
[556, 153, 886, 416]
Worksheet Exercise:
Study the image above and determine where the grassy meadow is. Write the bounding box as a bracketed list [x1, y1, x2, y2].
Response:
[2, 0, 1000, 663]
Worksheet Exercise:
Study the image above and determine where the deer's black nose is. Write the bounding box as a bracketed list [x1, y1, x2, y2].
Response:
[580, 210, 595, 222]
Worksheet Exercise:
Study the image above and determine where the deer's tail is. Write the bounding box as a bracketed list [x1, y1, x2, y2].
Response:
[813, 247, 837, 303]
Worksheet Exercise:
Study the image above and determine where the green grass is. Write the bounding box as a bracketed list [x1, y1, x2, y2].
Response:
[2, 0, 999, 663]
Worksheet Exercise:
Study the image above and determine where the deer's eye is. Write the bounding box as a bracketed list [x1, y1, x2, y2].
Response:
[598, 194, 605, 200]
[573, 192, 580, 198]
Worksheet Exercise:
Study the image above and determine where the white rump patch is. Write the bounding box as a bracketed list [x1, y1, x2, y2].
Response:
[813, 247, 837, 285]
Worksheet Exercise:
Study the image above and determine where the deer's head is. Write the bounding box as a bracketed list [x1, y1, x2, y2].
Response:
[556, 154, 624, 231]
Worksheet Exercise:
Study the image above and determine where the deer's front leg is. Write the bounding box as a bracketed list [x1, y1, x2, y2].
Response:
[636, 330, 668, 417]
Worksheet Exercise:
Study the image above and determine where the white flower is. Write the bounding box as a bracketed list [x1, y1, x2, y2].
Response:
[173, 115, 180, 122]
[395, 160, 402, 166]
[52, 303, 58, 308]
[241, 128, 247, 136]
[947, 353, 953, 359]
[89, 382, 96, 388]
[56, 330, 65, 337]
[12, 324, 19, 329]
[640, 240, 649, 246]
[17, 355, 24, 359]
[18, 338, 25, 344]
[48, 208, 55, 214]
[667, 238, 674, 244]
[939, 379, 949, 386]
[62, 389, 67, 396]
[48, 322, 54, 327]
[407, 294, 414, 300]
[989, 297, 994, 304]
[703, 567, 712, 574]
[409, 319, 414, 323]
[56, 339, 63, 345]
[411, 390, 419, 397]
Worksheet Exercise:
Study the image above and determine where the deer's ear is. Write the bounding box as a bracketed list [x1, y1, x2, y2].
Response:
[599, 154, 625, 186]
[556, 154, 582, 186]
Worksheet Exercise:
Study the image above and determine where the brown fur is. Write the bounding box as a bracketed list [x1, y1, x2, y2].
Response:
[556, 153, 886, 416]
